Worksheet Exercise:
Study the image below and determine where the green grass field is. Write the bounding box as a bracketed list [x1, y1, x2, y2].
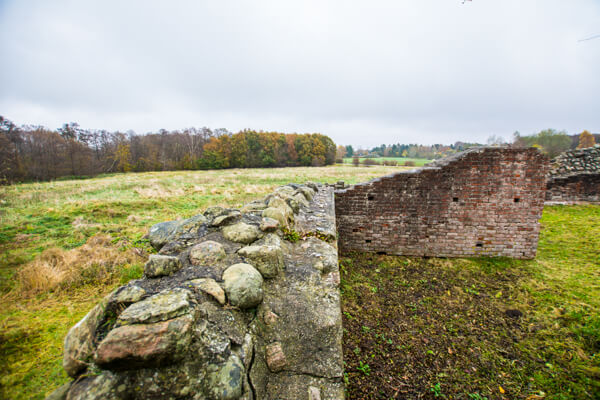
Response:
[0, 165, 598, 399]
[342, 157, 432, 166]
[0, 164, 409, 399]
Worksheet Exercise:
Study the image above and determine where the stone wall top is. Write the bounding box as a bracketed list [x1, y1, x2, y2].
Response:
[49, 183, 344, 400]
[549, 145, 600, 177]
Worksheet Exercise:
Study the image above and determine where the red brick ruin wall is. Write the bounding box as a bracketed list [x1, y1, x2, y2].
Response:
[335, 148, 549, 259]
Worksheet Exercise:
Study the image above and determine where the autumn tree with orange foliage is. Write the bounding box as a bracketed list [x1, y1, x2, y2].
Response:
[198, 130, 335, 169]
[577, 130, 596, 149]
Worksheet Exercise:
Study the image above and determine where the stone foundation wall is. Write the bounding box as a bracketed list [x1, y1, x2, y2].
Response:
[546, 146, 600, 204]
[49, 183, 343, 400]
[545, 173, 600, 204]
[335, 148, 548, 259]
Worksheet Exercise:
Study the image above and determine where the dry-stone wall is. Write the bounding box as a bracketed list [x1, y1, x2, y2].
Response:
[546, 145, 600, 203]
[335, 147, 548, 259]
[48, 183, 344, 400]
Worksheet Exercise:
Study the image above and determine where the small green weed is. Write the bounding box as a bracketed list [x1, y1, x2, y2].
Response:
[430, 383, 445, 398]
[357, 361, 371, 376]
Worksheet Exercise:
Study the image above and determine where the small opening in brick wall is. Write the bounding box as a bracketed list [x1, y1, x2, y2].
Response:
[365, 239, 372, 243]
[352, 228, 359, 232]
[453, 197, 459, 202]
[368, 195, 375, 200]
[476, 242, 484, 248]
[377, 251, 387, 255]
[514, 197, 520, 203]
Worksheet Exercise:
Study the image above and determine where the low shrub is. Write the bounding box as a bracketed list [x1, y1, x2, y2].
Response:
[363, 159, 379, 166]
[404, 160, 416, 166]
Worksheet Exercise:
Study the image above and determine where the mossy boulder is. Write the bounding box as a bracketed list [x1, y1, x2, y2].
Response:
[144, 254, 182, 278]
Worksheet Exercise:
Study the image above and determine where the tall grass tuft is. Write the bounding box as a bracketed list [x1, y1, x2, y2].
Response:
[17, 235, 144, 295]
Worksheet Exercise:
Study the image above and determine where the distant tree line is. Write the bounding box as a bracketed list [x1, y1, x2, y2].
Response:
[340, 142, 482, 160]
[0, 116, 336, 183]
[199, 130, 335, 169]
[337, 129, 597, 162]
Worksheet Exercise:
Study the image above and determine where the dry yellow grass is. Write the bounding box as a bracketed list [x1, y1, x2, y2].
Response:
[17, 235, 144, 295]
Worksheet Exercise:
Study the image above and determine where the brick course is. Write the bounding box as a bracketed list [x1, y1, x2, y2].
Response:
[335, 148, 548, 259]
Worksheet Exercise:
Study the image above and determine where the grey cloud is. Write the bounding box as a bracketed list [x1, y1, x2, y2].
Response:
[1, 0, 598, 147]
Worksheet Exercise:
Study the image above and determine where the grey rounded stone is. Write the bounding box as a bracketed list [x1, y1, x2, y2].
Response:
[222, 222, 261, 244]
[222, 263, 263, 309]
[189, 241, 226, 265]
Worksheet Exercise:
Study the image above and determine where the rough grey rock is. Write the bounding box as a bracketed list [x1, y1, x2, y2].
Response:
[63, 295, 109, 377]
[210, 211, 241, 227]
[205, 355, 244, 400]
[274, 185, 296, 198]
[222, 222, 261, 244]
[297, 186, 315, 201]
[286, 197, 300, 213]
[204, 206, 226, 219]
[241, 200, 267, 214]
[238, 245, 284, 278]
[262, 207, 289, 228]
[196, 319, 232, 363]
[65, 372, 124, 400]
[45, 382, 71, 400]
[111, 285, 146, 304]
[186, 278, 226, 305]
[116, 289, 192, 326]
[148, 220, 181, 250]
[144, 254, 182, 278]
[268, 196, 294, 216]
[259, 217, 279, 232]
[189, 240, 226, 265]
[199, 301, 248, 346]
[148, 214, 208, 251]
[173, 214, 208, 238]
[94, 314, 194, 369]
[222, 263, 264, 309]
[293, 192, 310, 207]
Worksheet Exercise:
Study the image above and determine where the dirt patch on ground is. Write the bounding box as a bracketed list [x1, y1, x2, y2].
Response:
[341, 253, 546, 400]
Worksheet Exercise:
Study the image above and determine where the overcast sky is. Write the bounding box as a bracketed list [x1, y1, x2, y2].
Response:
[1, 1, 598, 147]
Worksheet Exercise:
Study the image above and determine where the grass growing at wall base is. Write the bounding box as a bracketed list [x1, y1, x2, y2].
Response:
[341, 205, 600, 399]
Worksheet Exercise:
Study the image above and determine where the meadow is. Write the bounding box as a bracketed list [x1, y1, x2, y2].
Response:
[0, 164, 598, 399]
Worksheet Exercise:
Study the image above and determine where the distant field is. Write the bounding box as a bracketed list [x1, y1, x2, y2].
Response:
[0, 163, 409, 399]
[342, 157, 431, 166]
